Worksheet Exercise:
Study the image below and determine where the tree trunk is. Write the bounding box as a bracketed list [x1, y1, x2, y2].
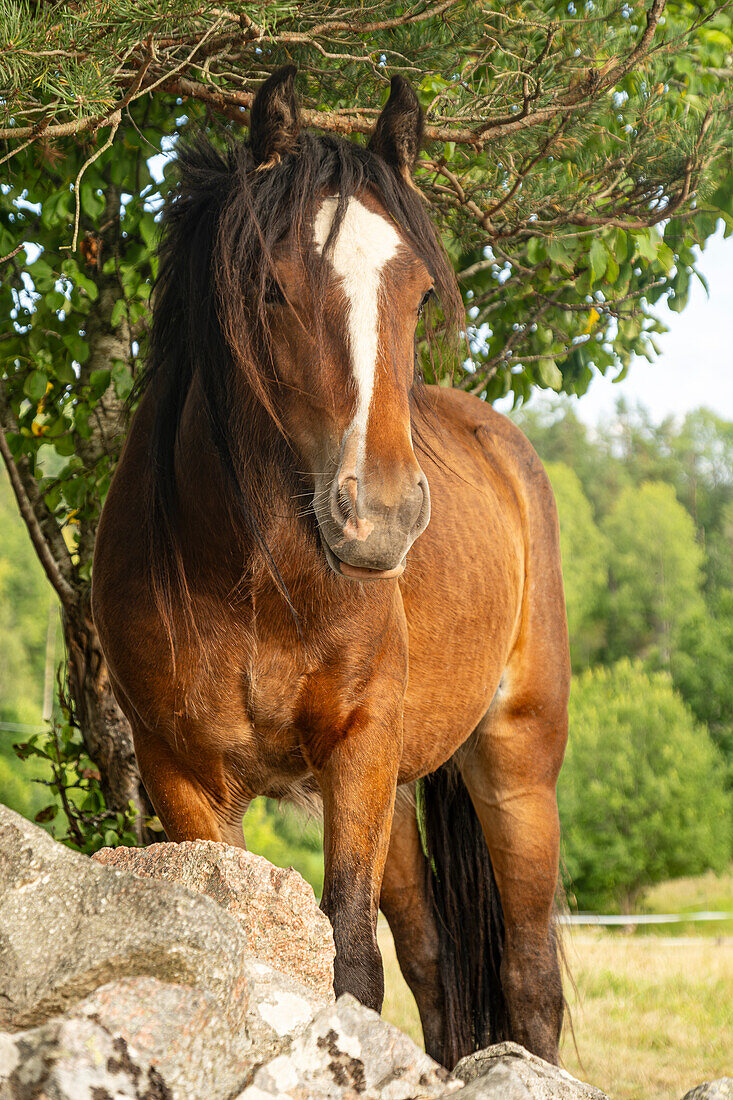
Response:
[63, 593, 154, 842]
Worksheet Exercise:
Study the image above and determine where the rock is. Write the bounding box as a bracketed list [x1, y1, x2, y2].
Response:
[93, 840, 335, 1000]
[1, 966, 323, 1100]
[456, 1061, 532, 1099]
[0, 1016, 167, 1100]
[453, 1041, 608, 1100]
[241, 957, 325, 1067]
[681, 1082, 733, 1100]
[0, 806, 333, 1096]
[0, 805, 251, 1030]
[236, 993, 462, 1099]
[65, 977, 248, 1099]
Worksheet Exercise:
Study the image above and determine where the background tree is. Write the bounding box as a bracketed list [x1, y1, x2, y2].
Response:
[559, 659, 732, 912]
[672, 595, 733, 788]
[1, 123, 158, 834]
[520, 398, 733, 789]
[1, 0, 733, 843]
[0, 465, 57, 822]
[545, 461, 608, 668]
[602, 481, 704, 665]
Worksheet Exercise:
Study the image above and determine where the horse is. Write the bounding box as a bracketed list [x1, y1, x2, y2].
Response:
[92, 66, 570, 1069]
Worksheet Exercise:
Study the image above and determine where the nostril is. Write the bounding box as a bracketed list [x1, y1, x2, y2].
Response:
[413, 474, 431, 535]
[337, 475, 358, 522]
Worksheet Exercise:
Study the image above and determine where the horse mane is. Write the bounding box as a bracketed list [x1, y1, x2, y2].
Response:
[138, 127, 462, 641]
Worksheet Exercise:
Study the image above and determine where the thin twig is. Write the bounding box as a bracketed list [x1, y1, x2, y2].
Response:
[65, 113, 121, 252]
[0, 244, 24, 265]
[0, 430, 77, 611]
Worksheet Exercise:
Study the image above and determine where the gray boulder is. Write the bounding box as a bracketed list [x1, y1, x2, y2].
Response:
[0, 804, 329, 1096]
[455, 1061, 532, 1099]
[453, 1041, 608, 1100]
[681, 1082, 733, 1100]
[0, 967, 324, 1100]
[241, 956, 325, 1066]
[236, 993, 462, 1099]
[64, 976, 246, 1099]
[93, 840, 335, 1001]
[0, 1016, 166, 1100]
[0, 805, 253, 1030]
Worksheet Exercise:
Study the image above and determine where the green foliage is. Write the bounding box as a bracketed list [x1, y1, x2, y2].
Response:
[545, 462, 608, 669]
[245, 798, 324, 897]
[0, 465, 54, 725]
[520, 400, 733, 882]
[672, 591, 733, 788]
[1, 120, 159, 570]
[559, 660, 732, 912]
[13, 710, 144, 854]
[1, 2, 732, 403]
[0, 738, 48, 820]
[602, 482, 705, 666]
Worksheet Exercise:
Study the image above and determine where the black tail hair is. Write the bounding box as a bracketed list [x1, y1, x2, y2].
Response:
[418, 760, 509, 1067]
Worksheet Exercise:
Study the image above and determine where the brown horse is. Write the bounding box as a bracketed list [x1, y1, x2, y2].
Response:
[92, 67, 570, 1069]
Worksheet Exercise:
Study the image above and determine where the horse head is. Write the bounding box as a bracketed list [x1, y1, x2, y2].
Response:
[248, 68, 457, 581]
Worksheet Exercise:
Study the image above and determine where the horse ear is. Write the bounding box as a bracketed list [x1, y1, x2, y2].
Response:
[249, 65, 301, 168]
[368, 75, 424, 182]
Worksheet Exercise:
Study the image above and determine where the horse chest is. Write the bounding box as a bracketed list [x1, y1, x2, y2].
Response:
[244, 643, 304, 740]
[242, 629, 371, 778]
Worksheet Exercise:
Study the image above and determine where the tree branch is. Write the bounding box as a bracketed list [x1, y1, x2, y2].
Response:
[0, 0, 671, 150]
[0, 429, 77, 612]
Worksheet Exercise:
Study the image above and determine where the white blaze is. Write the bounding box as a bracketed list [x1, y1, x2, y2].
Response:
[313, 196, 401, 470]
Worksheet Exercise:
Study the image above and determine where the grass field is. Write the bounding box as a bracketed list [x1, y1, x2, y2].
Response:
[379, 871, 733, 1100]
[640, 866, 733, 937]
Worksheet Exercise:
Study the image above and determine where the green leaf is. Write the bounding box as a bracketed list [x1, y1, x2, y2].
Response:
[656, 244, 675, 274]
[74, 272, 99, 301]
[538, 358, 563, 390]
[80, 182, 105, 218]
[45, 290, 66, 312]
[112, 361, 134, 400]
[110, 298, 127, 328]
[605, 252, 620, 285]
[548, 238, 575, 273]
[62, 334, 90, 363]
[526, 238, 546, 265]
[55, 359, 77, 385]
[24, 371, 48, 403]
[669, 267, 690, 313]
[634, 229, 659, 264]
[90, 368, 111, 395]
[611, 228, 628, 264]
[588, 239, 608, 283]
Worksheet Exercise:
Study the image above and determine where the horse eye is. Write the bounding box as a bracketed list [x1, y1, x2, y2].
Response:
[418, 288, 435, 316]
[264, 278, 286, 306]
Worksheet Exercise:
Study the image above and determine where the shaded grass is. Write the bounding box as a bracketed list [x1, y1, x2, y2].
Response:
[379, 923, 733, 1100]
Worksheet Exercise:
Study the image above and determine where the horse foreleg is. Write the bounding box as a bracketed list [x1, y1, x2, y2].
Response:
[316, 717, 400, 1012]
[133, 725, 247, 847]
[459, 699, 567, 1064]
[380, 788, 446, 1060]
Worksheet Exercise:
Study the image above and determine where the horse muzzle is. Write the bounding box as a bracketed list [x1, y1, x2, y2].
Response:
[317, 465, 431, 581]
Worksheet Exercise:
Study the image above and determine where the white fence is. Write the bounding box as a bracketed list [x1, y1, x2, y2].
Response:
[558, 911, 732, 925]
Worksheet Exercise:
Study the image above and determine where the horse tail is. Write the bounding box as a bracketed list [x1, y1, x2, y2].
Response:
[417, 759, 510, 1067]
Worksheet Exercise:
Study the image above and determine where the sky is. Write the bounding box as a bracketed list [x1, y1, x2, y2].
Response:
[508, 226, 733, 427]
